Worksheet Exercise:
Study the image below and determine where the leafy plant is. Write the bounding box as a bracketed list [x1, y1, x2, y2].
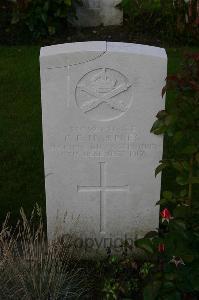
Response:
[119, 0, 162, 33]
[0, 1, 13, 32]
[120, 0, 199, 44]
[10, 0, 81, 38]
[134, 53, 199, 300]
[99, 52, 199, 300]
[101, 254, 145, 299]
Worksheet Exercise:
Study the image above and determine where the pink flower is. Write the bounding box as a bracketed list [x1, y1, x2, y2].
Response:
[169, 256, 185, 268]
[160, 208, 172, 223]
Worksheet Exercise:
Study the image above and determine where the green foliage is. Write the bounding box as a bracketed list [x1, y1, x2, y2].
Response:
[120, 0, 161, 16]
[119, 0, 162, 34]
[120, 0, 199, 44]
[135, 53, 199, 300]
[101, 52, 199, 300]
[0, 1, 13, 32]
[101, 255, 147, 299]
[10, 0, 81, 38]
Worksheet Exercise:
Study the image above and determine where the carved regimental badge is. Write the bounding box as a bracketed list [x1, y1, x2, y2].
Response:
[75, 68, 133, 121]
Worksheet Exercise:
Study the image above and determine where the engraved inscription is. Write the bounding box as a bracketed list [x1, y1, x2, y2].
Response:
[51, 125, 161, 160]
[76, 68, 133, 121]
[77, 162, 129, 233]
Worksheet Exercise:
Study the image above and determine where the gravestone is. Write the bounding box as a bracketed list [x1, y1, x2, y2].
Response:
[74, 0, 123, 26]
[40, 42, 167, 255]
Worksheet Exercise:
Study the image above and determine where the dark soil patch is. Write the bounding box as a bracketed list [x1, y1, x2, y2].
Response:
[40, 24, 164, 48]
[0, 21, 190, 48]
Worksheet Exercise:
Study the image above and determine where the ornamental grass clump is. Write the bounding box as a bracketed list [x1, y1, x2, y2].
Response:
[0, 206, 87, 300]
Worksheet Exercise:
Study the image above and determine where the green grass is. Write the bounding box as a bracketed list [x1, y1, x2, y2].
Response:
[0, 46, 198, 225]
[0, 46, 45, 224]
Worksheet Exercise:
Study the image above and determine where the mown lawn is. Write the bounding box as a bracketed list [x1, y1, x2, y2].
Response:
[0, 46, 45, 224]
[0, 46, 198, 225]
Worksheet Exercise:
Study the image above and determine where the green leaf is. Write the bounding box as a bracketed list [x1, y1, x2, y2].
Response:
[165, 115, 175, 126]
[182, 161, 190, 171]
[134, 238, 154, 254]
[172, 161, 183, 171]
[151, 120, 166, 135]
[48, 26, 55, 35]
[41, 12, 47, 23]
[11, 13, 20, 25]
[173, 206, 189, 219]
[162, 280, 175, 291]
[162, 85, 167, 97]
[155, 163, 168, 177]
[143, 281, 161, 300]
[156, 110, 167, 119]
[162, 291, 181, 300]
[195, 153, 199, 164]
[180, 254, 194, 263]
[43, 1, 49, 11]
[182, 145, 197, 154]
[189, 177, 199, 184]
[166, 127, 175, 137]
[176, 176, 188, 185]
[157, 199, 170, 205]
[64, 0, 72, 5]
[163, 191, 173, 200]
[172, 219, 186, 230]
[180, 189, 187, 197]
[164, 273, 176, 281]
[189, 269, 199, 291]
[144, 231, 158, 238]
[173, 131, 183, 144]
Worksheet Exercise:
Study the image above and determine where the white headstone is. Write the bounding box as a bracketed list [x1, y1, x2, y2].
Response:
[40, 42, 167, 255]
[74, 0, 123, 26]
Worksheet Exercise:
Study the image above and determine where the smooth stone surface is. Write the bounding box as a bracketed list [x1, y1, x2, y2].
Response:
[74, 0, 123, 27]
[40, 41, 167, 255]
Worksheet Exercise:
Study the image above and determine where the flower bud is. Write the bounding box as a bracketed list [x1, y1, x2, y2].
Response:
[160, 208, 172, 223]
[158, 243, 165, 253]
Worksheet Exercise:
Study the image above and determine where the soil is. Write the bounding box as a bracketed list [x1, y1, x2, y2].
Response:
[0, 22, 173, 48]
[41, 24, 165, 48]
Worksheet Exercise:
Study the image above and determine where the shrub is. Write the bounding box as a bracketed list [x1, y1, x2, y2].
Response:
[100, 53, 199, 300]
[0, 1, 13, 32]
[101, 255, 151, 299]
[134, 52, 199, 299]
[0, 206, 87, 299]
[10, 0, 81, 38]
[120, 0, 199, 44]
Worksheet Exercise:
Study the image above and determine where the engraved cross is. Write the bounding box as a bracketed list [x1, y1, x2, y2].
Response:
[77, 162, 129, 233]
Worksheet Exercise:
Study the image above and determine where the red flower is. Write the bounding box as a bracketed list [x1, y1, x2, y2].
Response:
[158, 243, 165, 253]
[160, 208, 172, 223]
